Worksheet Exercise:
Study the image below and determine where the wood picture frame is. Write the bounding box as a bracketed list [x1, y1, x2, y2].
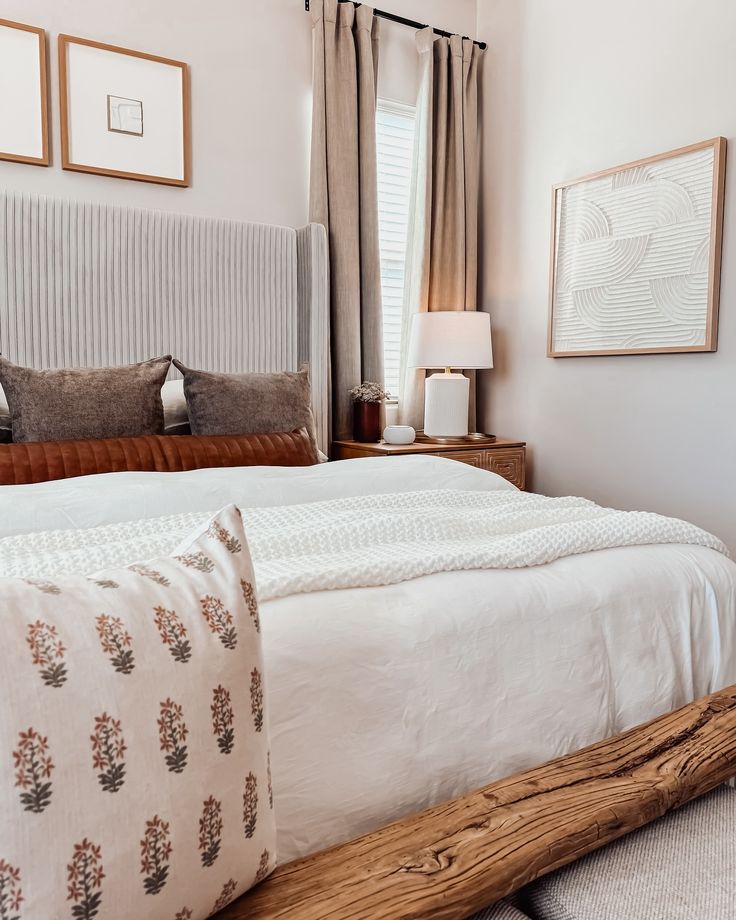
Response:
[548, 137, 727, 357]
[0, 18, 49, 167]
[58, 34, 191, 187]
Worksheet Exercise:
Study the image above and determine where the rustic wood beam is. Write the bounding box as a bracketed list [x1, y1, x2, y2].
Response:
[220, 685, 736, 920]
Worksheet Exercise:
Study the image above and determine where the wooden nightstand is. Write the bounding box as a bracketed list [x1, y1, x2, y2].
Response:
[331, 437, 527, 490]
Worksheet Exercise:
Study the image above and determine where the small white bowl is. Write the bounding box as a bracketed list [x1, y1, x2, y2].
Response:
[383, 425, 416, 445]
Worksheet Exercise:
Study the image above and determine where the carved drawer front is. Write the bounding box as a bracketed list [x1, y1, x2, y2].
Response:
[440, 449, 485, 469]
[484, 448, 526, 489]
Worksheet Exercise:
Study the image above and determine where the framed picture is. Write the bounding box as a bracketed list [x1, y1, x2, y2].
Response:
[58, 34, 190, 186]
[548, 137, 726, 357]
[0, 19, 49, 166]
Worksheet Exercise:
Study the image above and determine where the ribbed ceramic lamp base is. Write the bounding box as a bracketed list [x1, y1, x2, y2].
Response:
[423, 372, 469, 438]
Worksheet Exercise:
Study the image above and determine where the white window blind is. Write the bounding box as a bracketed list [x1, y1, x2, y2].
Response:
[376, 98, 416, 399]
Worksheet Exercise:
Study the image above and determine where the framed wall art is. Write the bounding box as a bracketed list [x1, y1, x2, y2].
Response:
[0, 19, 49, 166]
[58, 34, 191, 186]
[548, 137, 726, 357]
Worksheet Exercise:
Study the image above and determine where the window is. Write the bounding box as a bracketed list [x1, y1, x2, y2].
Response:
[376, 98, 416, 399]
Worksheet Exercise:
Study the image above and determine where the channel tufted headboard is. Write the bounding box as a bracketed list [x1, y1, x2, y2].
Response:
[0, 191, 329, 451]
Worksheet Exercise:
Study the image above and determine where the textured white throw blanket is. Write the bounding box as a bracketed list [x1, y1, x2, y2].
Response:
[0, 490, 727, 601]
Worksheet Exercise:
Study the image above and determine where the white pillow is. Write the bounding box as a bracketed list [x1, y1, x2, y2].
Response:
[0, 381, 9, 442]
[162, 378, 190, 435]
[0, 505, 275, 919]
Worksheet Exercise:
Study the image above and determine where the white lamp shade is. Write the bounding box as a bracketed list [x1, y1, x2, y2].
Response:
[407, 311, 494, 369]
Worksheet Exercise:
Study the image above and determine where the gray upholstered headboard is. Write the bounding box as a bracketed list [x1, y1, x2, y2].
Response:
[0, 191, 329, 451]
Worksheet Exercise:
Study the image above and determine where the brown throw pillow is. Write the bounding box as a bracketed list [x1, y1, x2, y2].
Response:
[0, 356, 172, 443]
[173, 361, 319, 461]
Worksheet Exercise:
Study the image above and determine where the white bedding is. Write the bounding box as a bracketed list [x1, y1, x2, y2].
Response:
[2, 456, 736, 863]
[0, 489, 726, 599]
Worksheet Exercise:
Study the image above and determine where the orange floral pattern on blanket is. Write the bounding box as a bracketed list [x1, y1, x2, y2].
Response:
[207, 519, 242, 554]
[158, 698, 189, 774]
[90, 713, 127, 793]
[66, 839, 104, 919]
[26, 620, 67, 687]
[200, 595, 238, 650]
[95, 614, 135, 674]
[153, 606, 192, 663]
[250, 668, 264, 733]
[242, 773, 258, 839]
[198, 797, 223, 868]
[241, 579, 260, 632]
[0, 858, 23, 918]
[212, 686, 235, 755]
[140, 815, 172, 895]
[13, 728, 54, 814]
[211, 878, 238, 914]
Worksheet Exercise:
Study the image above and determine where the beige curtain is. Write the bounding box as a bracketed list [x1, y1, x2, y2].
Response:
[398, 28, 485, 430]
[309, 0, 383, 440]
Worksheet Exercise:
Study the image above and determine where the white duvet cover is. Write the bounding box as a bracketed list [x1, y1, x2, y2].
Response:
[2, 456, 736, 863]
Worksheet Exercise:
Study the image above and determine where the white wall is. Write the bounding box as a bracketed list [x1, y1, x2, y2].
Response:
[379, 0, 477, 104]
[0, 0, 477, 227]
[477, 0, 736, 551]
[0, 0, 313, 226]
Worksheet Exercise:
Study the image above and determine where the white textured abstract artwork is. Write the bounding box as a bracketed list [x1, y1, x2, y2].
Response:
[107, 94, 143, 136]
[549, 140, 725, 356]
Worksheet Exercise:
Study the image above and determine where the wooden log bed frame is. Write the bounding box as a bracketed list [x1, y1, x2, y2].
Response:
[221, 684, 736, 919]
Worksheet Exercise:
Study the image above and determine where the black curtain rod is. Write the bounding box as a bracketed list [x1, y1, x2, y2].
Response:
[304, 1, 487, 50]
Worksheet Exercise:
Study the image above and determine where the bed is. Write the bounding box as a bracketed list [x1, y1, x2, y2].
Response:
[1, 190, 735, 870]
[2, 454, 735, 864]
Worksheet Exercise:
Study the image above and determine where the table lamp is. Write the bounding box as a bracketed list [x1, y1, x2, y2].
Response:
[407, 311, 493, 439]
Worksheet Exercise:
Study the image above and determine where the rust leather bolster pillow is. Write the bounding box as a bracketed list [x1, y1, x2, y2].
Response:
[0, 429, 318, 486]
